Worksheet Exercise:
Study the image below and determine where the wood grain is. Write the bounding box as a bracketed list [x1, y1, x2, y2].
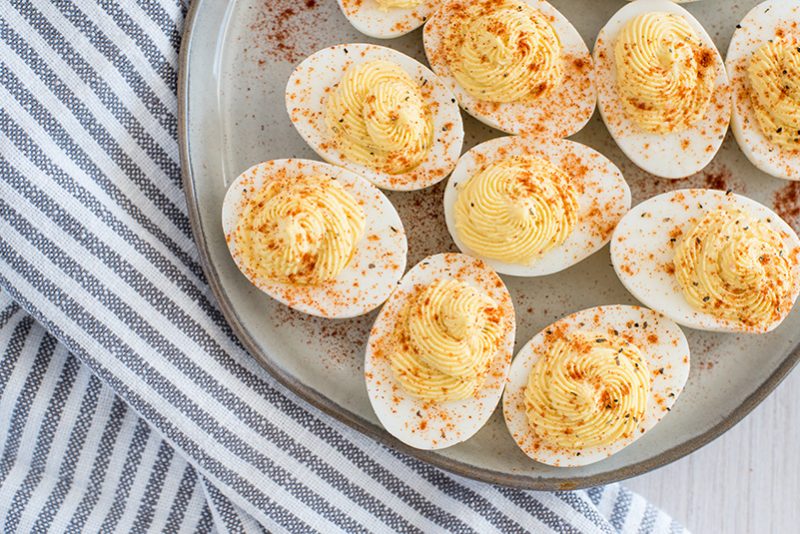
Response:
[627, 368, 799, 533]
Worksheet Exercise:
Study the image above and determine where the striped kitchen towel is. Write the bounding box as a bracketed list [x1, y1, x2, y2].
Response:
[0, 0, 686, 532]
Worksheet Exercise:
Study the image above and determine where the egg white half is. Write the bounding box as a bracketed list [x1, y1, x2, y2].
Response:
[221, 159, 408, 319]
[443, 135, 631, 276]
[610, 188, 800, 333]
[286, 43, 464, 191]
[594, 0, 731, 179]
[503, 304, 690, 467]
[727, 0, 800, 181]
[364, 253, 515, 450]
[423, 0, 596, 136]
[336, 0, 439, 39]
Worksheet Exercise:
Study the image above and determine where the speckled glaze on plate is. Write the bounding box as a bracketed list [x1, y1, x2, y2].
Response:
[178, 0, 800, 489]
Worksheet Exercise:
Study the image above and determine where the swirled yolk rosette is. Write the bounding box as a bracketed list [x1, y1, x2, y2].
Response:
[614, 12, 716, 133]
[389, 279, 503, 402]
[524, 331, 649, 450]
[375, 0, 421, 9]
[748, 40, 800, 149]
[445, 0, 564, 104]
[325, 60, 434, 175]
[673, 207, 795, 331]
[232, 173, 365, 286]
[453, 155, 578, 265]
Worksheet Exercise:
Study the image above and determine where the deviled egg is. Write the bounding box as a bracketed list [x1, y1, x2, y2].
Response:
[222, 159, 407, 319]
[595, 0, 731, 179]
[423, 0, 596, 136]
[611, 189, 800, 333]
[443, 136, 630, 276]
[503, 305, 689, 467]
[364, 253, 515, 450]
[286, 43, 463, 191]
[336, 0, 440, 39]
[727, 0, 800, 181]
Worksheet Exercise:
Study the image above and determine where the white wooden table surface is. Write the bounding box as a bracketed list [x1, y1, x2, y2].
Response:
[626, 366, 799, 533]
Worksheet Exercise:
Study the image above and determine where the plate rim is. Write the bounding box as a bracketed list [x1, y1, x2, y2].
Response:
[177, 0, 800, 490]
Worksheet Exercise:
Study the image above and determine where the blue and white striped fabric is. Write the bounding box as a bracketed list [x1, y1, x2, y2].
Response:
[0, 1, 687, 532]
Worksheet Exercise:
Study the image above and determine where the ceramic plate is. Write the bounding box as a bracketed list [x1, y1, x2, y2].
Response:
[178, 0, 800, 489]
